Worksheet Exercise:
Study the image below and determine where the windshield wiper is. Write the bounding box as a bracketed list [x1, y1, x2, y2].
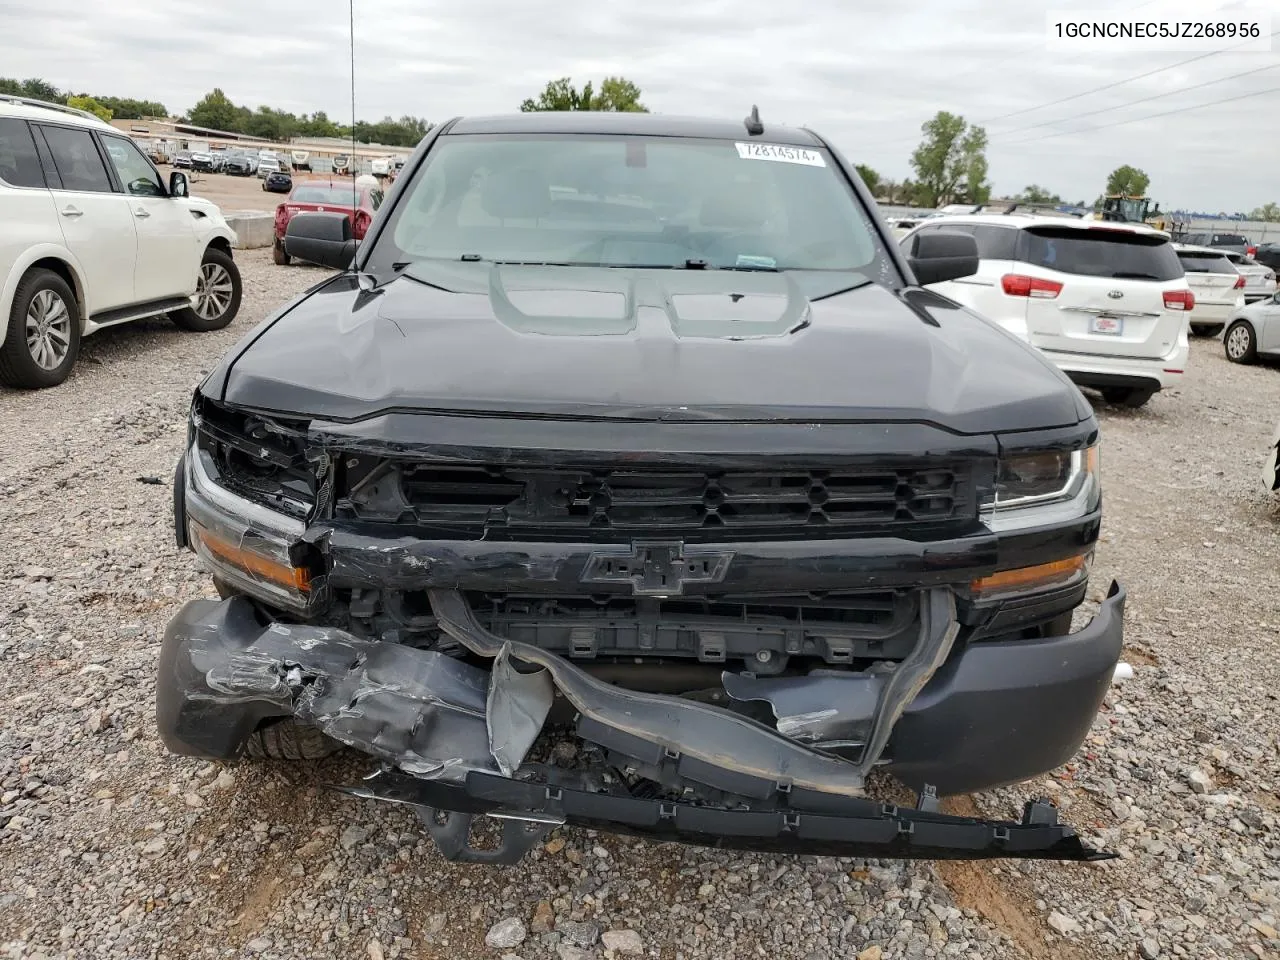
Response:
[1110, 271, 1161, 280]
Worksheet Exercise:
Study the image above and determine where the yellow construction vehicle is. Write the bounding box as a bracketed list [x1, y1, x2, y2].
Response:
[1084, 194, 1180, 234]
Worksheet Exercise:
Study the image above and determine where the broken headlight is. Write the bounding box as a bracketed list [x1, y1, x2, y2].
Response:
[981, 444, 1100, 533]
[184, 444, 317, 612]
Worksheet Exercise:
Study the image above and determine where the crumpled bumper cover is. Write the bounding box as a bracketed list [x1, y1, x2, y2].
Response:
[156, 583, 1126, 864]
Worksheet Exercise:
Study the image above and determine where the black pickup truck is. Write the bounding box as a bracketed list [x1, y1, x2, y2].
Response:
[157, 110, 1122, 866]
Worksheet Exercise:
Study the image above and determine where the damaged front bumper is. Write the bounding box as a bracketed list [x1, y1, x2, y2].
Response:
[157, 581, 1125, 864]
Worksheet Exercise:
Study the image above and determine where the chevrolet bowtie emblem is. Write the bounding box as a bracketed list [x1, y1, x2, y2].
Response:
[581, 541, 733, 596]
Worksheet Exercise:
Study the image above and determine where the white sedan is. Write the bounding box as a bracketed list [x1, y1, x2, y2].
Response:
[1222, 250, 1278, 303]
[1224, 292, 1280, 363]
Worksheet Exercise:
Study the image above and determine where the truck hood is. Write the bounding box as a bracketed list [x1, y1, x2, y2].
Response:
[216, 264, 1089, 434]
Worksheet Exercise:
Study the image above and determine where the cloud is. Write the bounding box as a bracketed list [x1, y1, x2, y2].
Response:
[1, 0, 1278, 210]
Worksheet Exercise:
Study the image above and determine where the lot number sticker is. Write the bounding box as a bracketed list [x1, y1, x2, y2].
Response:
[735, 142, 826, 166]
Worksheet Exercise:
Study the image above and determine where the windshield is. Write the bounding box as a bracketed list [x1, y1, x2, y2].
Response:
[1177, 252, 1236, 274]
[290, 185, 356, 204]
[378, 134, 883, 276]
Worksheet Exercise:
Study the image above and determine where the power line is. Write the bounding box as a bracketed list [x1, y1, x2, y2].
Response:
[998, 83, 1280, 147]
[858, 28, 1277, 152]
[987, 61, 1280, 140]
[983, 31, 1279, 124]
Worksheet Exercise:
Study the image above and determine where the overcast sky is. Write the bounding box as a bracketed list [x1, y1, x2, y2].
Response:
[1, 0, 1278, 212]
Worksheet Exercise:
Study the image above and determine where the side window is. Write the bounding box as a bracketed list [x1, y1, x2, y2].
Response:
[101, 136, 164, 197]
[37, 125, 114, 194]
[0, 118, 46, 188]
[970, 225, 1017, 260]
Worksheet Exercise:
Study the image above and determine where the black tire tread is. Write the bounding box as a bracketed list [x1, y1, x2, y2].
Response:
[0, 268, 81, 389]
[1101, 386, 1155, 408]
[171, 247, 242, 332]
[243, 720, 340, 760]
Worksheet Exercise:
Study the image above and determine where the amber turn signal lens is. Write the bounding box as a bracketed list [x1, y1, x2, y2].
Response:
[190, 522, 311, 592]
[970, 553, 1088, 598]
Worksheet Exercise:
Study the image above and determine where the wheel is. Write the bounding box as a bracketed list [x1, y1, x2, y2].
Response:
[1190, 323, 1224, 337]
[1100, 386, 1155, 408]
[0, 268, 81, 389]
[272, 239, 291, 266]
[171, 248, 242, 332]
[243, 719, 341, 760]
[1224, 321, 1258, 364]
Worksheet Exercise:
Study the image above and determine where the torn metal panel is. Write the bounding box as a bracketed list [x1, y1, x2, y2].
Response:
[486, 643, 555, 777]
[721, 670, 883, 744]
[853, 587, 958, 777]
[196, 617, 501, 779]
[720, 590, 956, 770]
[427, 588, 878, 797]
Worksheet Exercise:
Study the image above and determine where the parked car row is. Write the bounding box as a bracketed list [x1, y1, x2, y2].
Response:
[898, 211, 1279, 407]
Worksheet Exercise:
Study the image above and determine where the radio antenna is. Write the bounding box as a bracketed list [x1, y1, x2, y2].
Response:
[348, 0, 357, 215]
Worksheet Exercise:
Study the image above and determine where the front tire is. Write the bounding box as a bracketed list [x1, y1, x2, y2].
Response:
[1101, 386, 1155, 408]
[0, 269, 81, 389]
[1224, 321, 1258, 364]
[171, 248, 242, 332]
[243, 719, 341, 760]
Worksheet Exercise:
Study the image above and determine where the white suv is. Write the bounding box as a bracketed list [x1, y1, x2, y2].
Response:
[0, 96, 242, 389]
[900, 214, 1194, 408]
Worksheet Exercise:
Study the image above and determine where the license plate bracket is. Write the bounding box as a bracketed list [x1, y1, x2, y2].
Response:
[1090, 314, 1124, 335]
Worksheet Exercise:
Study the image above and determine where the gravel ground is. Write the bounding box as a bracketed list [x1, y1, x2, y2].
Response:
[3, 250, 1280, 960]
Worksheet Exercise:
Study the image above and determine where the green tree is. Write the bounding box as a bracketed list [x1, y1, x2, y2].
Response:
[95, 96, 167, 119]
[595, 77, 647, 112]
[0, 76, 64, 104]
[1018, 184, 1063, 204]
[520, 76, 648, 112]
[962, 131, 990, 204]
[909, 111, 989, 207]
[186, 88, 246, 132]
[66, 95, 112, 122]
[244, 106, 299, 142]
[1105, 165, 1150, 197]
[854, 164, 882, 196]
[298, 111, 342, 138]
[1249, 202, 1280, 222]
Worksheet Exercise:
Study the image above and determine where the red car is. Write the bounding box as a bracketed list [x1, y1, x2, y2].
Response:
[273, 182, 383, 265]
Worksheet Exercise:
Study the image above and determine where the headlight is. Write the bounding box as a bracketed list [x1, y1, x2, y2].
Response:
[982, 444, 1100, 533]
[184, 445, 315, 612]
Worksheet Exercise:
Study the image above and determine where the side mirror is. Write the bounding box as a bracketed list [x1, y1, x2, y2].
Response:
[169, 171, 189, 198]
[906, 231, 979, 286]
[285, 211, 357, 270]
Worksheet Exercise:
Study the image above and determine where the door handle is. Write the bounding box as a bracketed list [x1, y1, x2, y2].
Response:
[60, 206, 83, 218]
[134, 208, 151, 218]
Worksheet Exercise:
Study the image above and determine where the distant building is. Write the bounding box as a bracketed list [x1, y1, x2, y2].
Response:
[112, 118, 411, 175]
